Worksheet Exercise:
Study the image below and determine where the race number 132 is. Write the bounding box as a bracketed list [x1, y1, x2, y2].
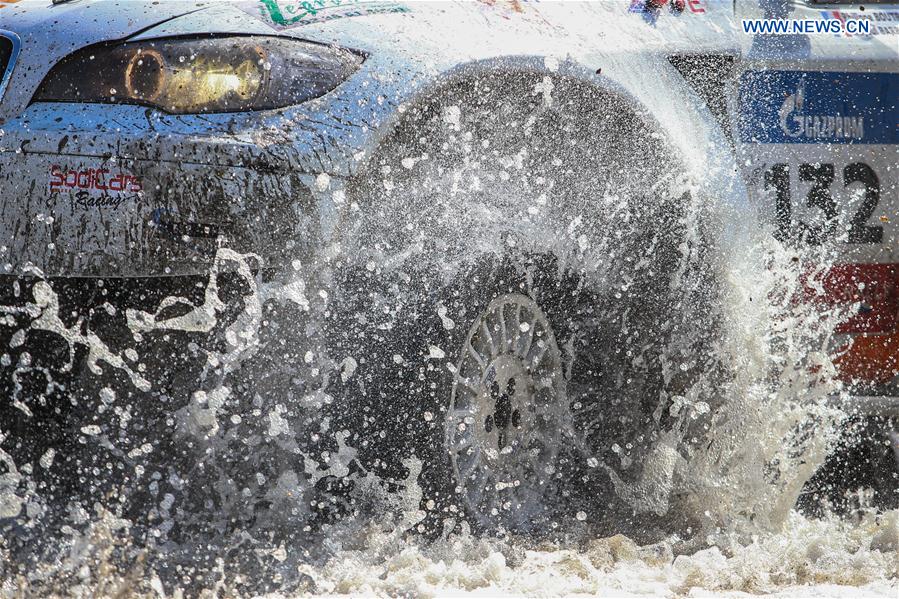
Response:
[763, 162, 883, 245]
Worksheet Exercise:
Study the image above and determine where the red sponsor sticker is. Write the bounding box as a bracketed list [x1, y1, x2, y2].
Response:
[49, 165, 142, 194]
[628, 0, 706, 14]
[803, 263, 899, 384]
[805, 263, 899, 335]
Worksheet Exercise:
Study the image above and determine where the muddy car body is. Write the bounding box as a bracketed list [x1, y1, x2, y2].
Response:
[0, 0, 896, 537]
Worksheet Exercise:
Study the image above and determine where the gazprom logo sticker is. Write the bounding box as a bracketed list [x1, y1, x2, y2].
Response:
[739, 71, 897, 145]
[778, 79, 865, 141]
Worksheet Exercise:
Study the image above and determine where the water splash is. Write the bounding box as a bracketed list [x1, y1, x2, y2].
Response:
[0, 80, 891, 598]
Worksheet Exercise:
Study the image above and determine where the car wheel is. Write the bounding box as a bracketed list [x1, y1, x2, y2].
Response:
[329, 71, 724, 534]
[426, 250, 649, 533]
[328, 247, 685, 534]
[445, 291, 569, 531]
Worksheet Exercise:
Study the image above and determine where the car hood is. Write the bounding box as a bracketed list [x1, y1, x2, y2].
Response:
[0, 0, 203, 120]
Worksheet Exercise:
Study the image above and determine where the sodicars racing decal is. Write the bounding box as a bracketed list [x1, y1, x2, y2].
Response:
[49, 165, 142, 194]
[240, 0, 410, 30]
[48, 165, 143, 209]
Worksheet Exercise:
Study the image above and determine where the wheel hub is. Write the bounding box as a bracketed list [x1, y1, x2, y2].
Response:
[481, 355, 530, 456]
[446, 293, 567, 529]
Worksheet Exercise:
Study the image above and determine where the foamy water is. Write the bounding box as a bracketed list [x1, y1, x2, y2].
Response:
[4, 500, 895, 597]
[295, 510, 897, 598]
[1, 221, 893, 599]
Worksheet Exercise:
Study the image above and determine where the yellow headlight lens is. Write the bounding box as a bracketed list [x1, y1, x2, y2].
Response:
[124, 49, 167, 102]
[35, 36, 363, 114]
[180, 58, 263, 107]
[132, 45, 265, 112]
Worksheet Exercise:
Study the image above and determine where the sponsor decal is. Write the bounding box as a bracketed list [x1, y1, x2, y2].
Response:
[777, 79, 865, 141]
[804, 263, 899, 336]
[149, 208, 224, 258]
[739, 71, 897, 145]
[629, 0, 706, 13]
[820, 9, 899, 37]
[628, 0, 707, 23]
[627, 0, 710, 27]
[150, 208, 222, 241]
[49, 165, 143, 194]
[835, 330, 899, 384]
[244, 0, 410, 29]
[687, 0, 705, 14]
[72, 190, 137, 210]
[809, 263, 899, 384]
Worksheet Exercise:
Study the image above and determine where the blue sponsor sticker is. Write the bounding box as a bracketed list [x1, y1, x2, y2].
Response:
[739, 70, 897, 144]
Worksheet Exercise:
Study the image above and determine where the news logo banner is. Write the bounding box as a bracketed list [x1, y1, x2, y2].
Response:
[741, 18, 871, 35]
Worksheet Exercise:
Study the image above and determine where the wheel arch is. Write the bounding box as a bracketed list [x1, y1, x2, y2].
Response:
[342, 53, 757, 260]
[325, 55, 770, 531]
[351, 54, 683, 179]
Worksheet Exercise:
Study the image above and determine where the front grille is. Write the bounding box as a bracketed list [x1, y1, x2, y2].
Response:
[0, 37, 11, 84]
[0, 30, 20, 100]
[0, 37, 10, 74]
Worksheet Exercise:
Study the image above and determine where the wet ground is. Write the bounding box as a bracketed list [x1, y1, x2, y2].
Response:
[3, 500, 896, 597]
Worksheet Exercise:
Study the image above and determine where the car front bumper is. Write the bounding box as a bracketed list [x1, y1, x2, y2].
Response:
[0, 107, 333, 278]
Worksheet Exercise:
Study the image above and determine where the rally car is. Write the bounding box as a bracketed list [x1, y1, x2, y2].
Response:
[0, 0, 895, 538]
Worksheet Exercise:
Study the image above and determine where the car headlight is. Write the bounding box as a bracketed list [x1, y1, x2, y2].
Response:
[33, 36, 364, 114]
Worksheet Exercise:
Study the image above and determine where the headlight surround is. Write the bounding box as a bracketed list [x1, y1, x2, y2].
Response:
[33, 36, 364, 114]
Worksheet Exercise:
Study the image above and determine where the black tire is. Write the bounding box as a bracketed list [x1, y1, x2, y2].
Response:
[328, 254, 598, 532]
[327, 71, 724, 535]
